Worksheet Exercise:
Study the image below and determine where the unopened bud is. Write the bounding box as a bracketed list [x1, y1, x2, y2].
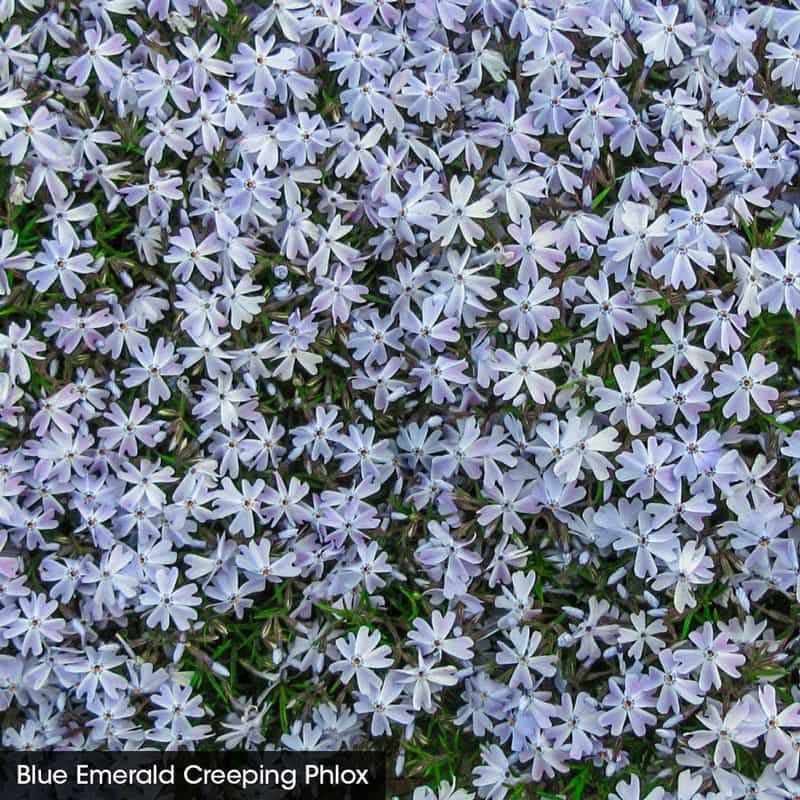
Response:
[608, 566, 627, 585]
[273, 282, 291, 300]
[212, 661, 230, 678]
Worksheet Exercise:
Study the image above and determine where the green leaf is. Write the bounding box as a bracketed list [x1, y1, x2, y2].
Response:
[591, 184, 613, 210]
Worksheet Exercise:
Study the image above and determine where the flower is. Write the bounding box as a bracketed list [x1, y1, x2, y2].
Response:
[27, 238, 97, 298]
[610, 775, 664, 800]
[496, 627, 556, 689]
[617, 611, 667, 661]
[65, 27, 127, 88]
[408, 610, 474, 661]
[675, 622, 746, 693]
[595, 363, 663, 435]
[639, 5, 696, 66]
[433, 177, 495, 247]
[399, 652, 458, 712]
[330, 626, 393, 693]
[353, 675, 413, 737]
[139, 568, 201, 631]
[616, 437, 677, 501]
[599, 673, 659, 737]
[651, 541, 714, 613]
[687, 699, 757, 766]
[0, 593, 65, 656]
[755, 242, 800, 315]
[712, 352, 779, 421]
[491, 342, 561, 404]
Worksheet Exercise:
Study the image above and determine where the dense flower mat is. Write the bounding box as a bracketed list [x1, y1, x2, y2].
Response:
[1, 0, 800, 798]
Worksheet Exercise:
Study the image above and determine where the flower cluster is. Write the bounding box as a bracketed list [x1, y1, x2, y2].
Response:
[2, 0, 800, 797]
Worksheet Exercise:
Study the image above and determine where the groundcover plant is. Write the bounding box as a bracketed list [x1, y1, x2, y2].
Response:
[3, 0, 800, 796]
